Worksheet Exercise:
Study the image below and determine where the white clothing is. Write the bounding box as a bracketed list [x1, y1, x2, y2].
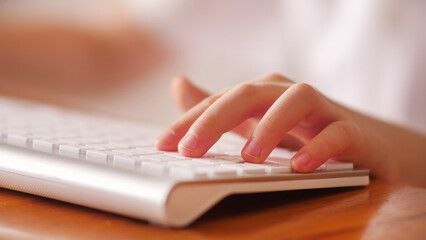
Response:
[2, 0, 425, 132]
[118, 0, 426, 133]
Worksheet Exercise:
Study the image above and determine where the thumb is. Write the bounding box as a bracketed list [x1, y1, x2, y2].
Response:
[170, 76, 210, 112]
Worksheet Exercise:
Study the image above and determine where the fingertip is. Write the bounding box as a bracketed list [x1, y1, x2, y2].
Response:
[291, 152, 312, 172]
[170, 75, 187, 101]
[242, 139, 265, 163]
[155, 140, 177, 151]
[291, 151, 327, 173]
[171, 75, 187, 88]
[178, 146, 205, 158]
[241, 151, 264, 163]
[155, 129, 178, 151]
[177, 133, 204, 158]
[178, 142, 197, 157]
[290, 158, 309, 172]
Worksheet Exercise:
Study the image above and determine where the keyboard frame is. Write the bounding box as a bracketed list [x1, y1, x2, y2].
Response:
[0, 144, 369, 227]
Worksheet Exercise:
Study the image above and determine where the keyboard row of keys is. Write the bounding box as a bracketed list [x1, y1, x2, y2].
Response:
[1, 129, 353, 180]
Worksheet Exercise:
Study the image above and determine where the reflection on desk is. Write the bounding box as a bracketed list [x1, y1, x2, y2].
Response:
[0, 178, 425, 240]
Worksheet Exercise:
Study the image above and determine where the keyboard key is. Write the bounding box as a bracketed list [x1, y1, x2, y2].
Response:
[163, 152, 190, 159]
[67, 137, 104, 144]
[137, 155, 169, 162]
[141, 161, 169, 174]
[113, 155, 140, 168]
[324, 160, 353, 171]
[195, 166, 238, 177]
[5, 133, 29, 147]
[166, 160, 207, 167]
[59, 144, 94, 158]
[33, 139, 77, 153]
[86, 150, 115, 163]
[113, 140, 155, 148]
[169, 167, 208, 179]
[264, 157, 291, 165]
[112, 148, 162, 156]
[84, 143, 129, 150]
[269, 148, 296, 159]
[245, 162, 292, 174]
[217, 155, 245, 163]
[192, 158, 241, 165]
[222, 163, 266, 175]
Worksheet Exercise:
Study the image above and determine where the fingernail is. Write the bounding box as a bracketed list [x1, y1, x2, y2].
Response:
[180, 133, 199, 151]
[244, 139, 262, 159]
[293, 152, 311, 167]
[156, 129, 175, 144]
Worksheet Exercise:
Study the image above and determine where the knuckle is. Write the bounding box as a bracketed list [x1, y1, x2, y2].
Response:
[332, 121, 362, 146]
[288, 82, 318, 105]
[232, 83, 257, 97]
[200, 95, 219, 106]
[259, 72, 290, 83]
[264, 72, 284, 81]
[290, 82, 316, 96]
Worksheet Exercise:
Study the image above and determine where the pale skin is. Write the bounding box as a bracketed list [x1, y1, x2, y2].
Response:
[156, 74, 426, 187]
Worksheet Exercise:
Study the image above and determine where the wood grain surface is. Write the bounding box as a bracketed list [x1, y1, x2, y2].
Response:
[0, 178, 425, 240]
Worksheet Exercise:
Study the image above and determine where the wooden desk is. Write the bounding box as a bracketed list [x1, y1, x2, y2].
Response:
[0, 178, 425, 240]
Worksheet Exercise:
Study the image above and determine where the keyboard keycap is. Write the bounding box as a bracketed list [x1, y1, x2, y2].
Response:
[113, 155, 140, 168]
[222, 163, 266, 175]
[112, 148, 161, 156]
[86, 150, 115, 163]
[141, 162, 169, 174]
[59, 144, 94, 158]
[84, 143, 129, 150]
[6, 133, 29, 147]
[195, 166, 238, 177]
[192, 158, 241, 165]
[217, 155, 245, 163]
[324, 160, 353, 170]
[33, 139, 77, 153]
[169, 167, 208, 179]
[246, 162, 292, 174]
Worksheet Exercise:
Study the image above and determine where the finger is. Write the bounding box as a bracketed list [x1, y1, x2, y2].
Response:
[169, 76, 259, 139]
[156, 73, 292, 152]
[156, 76, 220, 151]
[170, 76, 209, 112]
[228, 117, 305, 150]
[156, 94, 257, 151]
[291, 120, 364, 172]
[252, 73, 294, 85]
[178, 82, 286, 157]
[242, 83, 330, 163]
[155, 93, 221, 151]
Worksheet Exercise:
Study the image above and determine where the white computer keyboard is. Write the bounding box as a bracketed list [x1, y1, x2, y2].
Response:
[0, 96, 368, 227]
[0, 98, 354, 179]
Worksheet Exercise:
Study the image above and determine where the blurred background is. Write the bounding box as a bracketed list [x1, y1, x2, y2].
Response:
[0, 0, 425, 133]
